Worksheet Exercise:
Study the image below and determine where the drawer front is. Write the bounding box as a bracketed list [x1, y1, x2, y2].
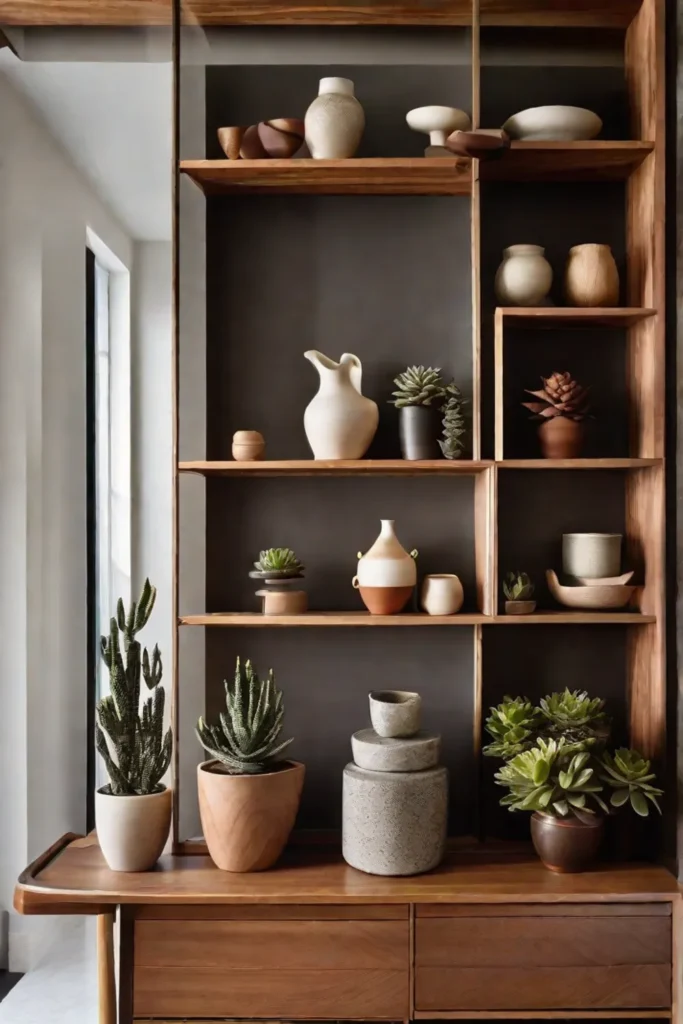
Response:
[134, 917, 409, 1019]
[415, 906, 671, 1012]
[134, 967, 408, 1019]
[135, 918, 407, 969]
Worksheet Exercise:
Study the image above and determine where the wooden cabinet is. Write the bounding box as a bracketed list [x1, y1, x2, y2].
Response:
[415, 904, 672, 1012]
[133, 908, 410, 1019]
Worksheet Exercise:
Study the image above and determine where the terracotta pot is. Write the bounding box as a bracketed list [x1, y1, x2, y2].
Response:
[505, 599, 536, 615]
[564, 244, 619, 307]
[531, 812, 605, 873]
[355, 584, 413, 615]
[232, 430, 265, 461]
[95, 786, 172, 872]
[198, 760, 305, 872]
[538, 417, 584, 458]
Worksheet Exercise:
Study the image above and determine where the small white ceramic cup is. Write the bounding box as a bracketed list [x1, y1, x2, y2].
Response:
[369, 690, 421, 738]
[420, 574, 464, 615]
[562, 533, 622, 579]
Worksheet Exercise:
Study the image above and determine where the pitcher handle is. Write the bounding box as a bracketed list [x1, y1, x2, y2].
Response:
[410, 549, 419, 560]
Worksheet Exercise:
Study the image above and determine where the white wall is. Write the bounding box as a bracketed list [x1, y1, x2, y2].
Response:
[0, 72, 132, 972]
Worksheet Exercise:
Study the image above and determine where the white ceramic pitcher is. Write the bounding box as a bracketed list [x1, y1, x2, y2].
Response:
[303, 351, 378, 460]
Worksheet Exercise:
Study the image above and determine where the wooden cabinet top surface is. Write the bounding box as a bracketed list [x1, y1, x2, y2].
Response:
[15, 834, 680, 914]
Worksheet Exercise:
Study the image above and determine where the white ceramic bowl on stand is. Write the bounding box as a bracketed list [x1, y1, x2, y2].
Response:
[406, 106, 471, 155]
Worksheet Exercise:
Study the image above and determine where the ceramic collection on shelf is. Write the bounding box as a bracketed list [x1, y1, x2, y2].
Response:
[303, 350, 378, 459]
[547, 533, 635, 610]
[343, 690, 448, 875]
[497, 242, 620, 309]
[353, 519, 417, 614]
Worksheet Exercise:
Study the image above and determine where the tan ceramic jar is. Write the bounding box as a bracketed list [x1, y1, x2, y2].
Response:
[232, 430, 265, 461]
[564, 244, 619, 307]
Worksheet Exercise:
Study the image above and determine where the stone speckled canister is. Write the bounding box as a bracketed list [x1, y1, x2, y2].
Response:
[342, 763, 448, 876]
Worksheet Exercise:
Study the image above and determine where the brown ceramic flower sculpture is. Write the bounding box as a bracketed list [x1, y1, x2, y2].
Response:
[217, 119, 305, 160]
[522, 371, 591, 458]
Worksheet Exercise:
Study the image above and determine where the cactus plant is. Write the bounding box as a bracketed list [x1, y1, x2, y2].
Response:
[390, 366, 445, 408]
[502, 571, 535, 601]
[439, 382, 467, 459]
[254, 548, 304, 576]
[483, 696, 541, 759]
[95, 579, 172, 796]
[196, 657, 293, 774]
[539, 688, 608, 747]
[599, 748, 663, 816]
[495, 738, 608, 819]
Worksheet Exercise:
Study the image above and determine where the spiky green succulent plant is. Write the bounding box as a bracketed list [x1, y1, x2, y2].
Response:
[196, 657, 293, 775]
[96, 579, 173, 795]
[483, 696, 541, 759]
[502, 571, 535, 601]
[539, 688, 608, 747]
[390, 366, 445, 408]
[254, 547, 304, 576]
[495, 738, 608, 820]
[439, 382, 466, 459]
[599, 748, 663, 817]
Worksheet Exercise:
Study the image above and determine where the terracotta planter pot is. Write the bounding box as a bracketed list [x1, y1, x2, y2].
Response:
[95, 786, 172, 872]
[531, 812, 605, 873]
[198, 760, 305, 872]
[538, 417, 584, 458]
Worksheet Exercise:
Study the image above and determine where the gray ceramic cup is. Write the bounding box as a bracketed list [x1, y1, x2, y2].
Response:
[562, 533, 622, 579]
[369, 690, 421, 738]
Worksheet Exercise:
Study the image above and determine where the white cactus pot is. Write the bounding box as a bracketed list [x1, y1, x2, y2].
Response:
[95, 786, 172, 872]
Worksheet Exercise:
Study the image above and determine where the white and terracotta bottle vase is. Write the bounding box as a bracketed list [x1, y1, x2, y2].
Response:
[494, 244, 553, 306]
[305, 77, 365, 159]
[352, 519, 417, 614]
[303, 350, 378, 460]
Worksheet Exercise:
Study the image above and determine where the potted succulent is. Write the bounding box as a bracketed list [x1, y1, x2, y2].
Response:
[196, 657, 305, 872]
[484, 689, 662, 873]
[95, 579, 173, 872]
[250, 547, 305, 581]
[502, 570, 536, 614]
[438, 382, 467, 460]
[522, 370, 591, 458]
[391, 365, 445, 460]
[249, 547, 307, 615]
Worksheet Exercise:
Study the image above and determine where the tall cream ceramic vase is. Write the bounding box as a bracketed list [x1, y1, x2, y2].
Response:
[95, 786, 172, 872]
[564, 244, 619, 307]
[494, 245, 553, 307]
[305, 77, 365, 159]
[198, 760, 305, 872]
[304, 350, 378, 459]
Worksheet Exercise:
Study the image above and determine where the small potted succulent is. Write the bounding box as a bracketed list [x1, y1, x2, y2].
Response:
[196, 657, 304, 872]
[438, 382, 467, 460]
[250, 547, 305, 581]
[502, 570, 536, 614]
[249, 548, 307, 615]
[95, 579, 173, 872]
[391, 365, 445, 460]
[522, 370, 591, 459]
[484, 689, 662, 873]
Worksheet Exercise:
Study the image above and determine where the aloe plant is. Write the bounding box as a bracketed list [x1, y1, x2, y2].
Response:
[495, 738, 608, 820]
[196, 657, 293, 775]
[502, 571, 534, 601]
[600, 748, 663, 817]
[483, 696, 541, 759]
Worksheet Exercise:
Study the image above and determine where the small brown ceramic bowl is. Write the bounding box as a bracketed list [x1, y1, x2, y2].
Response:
[257, 118, 305, 158]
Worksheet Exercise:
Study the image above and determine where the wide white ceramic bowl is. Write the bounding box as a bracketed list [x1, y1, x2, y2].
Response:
[546, 570, 635, 610]
[502, 105, 602, 141]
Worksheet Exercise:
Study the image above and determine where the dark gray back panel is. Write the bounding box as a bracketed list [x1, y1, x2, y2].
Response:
[205, 627, 476, 834]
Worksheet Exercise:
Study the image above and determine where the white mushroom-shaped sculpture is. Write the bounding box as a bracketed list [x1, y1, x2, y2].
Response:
[406, 105, 471, 156]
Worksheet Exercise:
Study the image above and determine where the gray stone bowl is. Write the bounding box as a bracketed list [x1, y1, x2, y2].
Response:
[369, 690, 421, 738]
[351, 728, 440, 772]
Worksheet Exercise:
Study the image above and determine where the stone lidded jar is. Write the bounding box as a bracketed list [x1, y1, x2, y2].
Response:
[494, 244, 553, 307]
[564, 243, 619, 307]
[353, 519, 417, 614]
[305, 77, 365, 159]
[303, 351, 378, 460]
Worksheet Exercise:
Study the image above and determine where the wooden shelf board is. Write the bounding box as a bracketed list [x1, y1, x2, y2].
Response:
[181, 158, 472, 196]
[180, 612, 488, 627]
[497, 459, 662, 469]
[481, 142, 654, 182]
[414, 1013, 671, 1020]
[179, 459, 490, 476]
[179, 611, 655, 627]
[499, 307, 657, 328]
[16, 835, 680, 912]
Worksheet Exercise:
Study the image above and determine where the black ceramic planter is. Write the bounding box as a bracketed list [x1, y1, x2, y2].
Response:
[399, 406, 440, 460]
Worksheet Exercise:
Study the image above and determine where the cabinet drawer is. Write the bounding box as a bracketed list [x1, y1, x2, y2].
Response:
[134, 967, 408, 1019]
[415, 906, 671, 1012]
